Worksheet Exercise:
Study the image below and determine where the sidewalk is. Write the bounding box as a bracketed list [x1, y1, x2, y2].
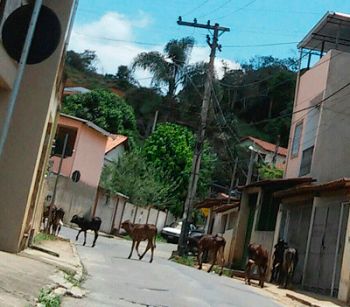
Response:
[230, 275, 346, 307]
[0, 236, 83, 307]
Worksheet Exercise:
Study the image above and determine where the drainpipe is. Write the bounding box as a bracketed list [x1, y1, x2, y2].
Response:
[302, 202, 316, 287]
[0, 0, 43, 158]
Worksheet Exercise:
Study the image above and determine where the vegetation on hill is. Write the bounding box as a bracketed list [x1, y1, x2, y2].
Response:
[63, 40, 297, 213]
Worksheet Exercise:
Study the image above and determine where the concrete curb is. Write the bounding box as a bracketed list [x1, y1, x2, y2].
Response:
[286, 293, 320, 307]
[70, 242, 85, 281]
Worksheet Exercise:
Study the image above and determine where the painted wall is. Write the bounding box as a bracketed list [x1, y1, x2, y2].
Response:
[285, 52, 330, 178]
[52, 116, 108, 188]
[105, 144, 125, 164]
[0, 0, 75, 252]
[310, 50, 350, 182]
[48, 175, 97, 224]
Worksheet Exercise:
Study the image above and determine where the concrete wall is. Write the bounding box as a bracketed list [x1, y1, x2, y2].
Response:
[105, 144, 125, 164]
[48, 175, 97, 224]
[285, 52, 330, 178]
[0, 0, 75, 252]
[311, 50, 350, 183]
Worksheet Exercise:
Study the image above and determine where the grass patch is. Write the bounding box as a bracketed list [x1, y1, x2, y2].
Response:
[213, 266, 232, 277]
[37, 288, 61, 307]
[33, 232, 57, 245]
[171, 255, 196, 267]
[156, 234, 167, 243]
[64, 272, 81, 287]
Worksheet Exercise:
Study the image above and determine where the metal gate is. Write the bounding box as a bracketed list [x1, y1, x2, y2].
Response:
[283, 203, 313, 284]
[304, 202, 349, 296]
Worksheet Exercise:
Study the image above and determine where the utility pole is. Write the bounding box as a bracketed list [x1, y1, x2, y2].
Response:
[227, 157, 238, 204]
[177, 17, 230, 255]
[272, 134, 280, 166]
[246, 148, 256, 186]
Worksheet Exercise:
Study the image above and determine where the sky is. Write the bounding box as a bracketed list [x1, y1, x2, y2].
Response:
[69, 0, 350, 84]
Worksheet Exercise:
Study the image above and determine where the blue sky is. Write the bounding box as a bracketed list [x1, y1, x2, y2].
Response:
[70, 0, 350, 82]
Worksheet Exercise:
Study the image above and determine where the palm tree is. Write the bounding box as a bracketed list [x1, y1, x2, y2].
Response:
[132, 37, 195, 99]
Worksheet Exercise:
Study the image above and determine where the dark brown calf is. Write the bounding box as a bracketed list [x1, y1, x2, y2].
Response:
[121, 220, 157, 263]
[245, 243, 269, 288]
[281, 247, 298, 289]
[197, 234, 226, 276]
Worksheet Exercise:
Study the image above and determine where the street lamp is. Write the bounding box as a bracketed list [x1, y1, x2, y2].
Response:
[246, 145, 259, 185]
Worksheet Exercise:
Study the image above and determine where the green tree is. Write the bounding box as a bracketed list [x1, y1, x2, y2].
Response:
[104, 65, 138, 91]
[62, 89, 138, 145]
[132, 37, 195, 100]
[101, 150, 178, 209]
[258, 163, 283, 180]
[66, 50, 97, 73]
[125, 87, 162, 138]
[143, 123, 216, 216]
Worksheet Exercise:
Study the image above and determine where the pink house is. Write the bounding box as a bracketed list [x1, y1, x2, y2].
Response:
[49, 114, 110, 221]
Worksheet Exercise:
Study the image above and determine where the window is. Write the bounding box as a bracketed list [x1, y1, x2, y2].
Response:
[226, 212, 236, 230]
[53, 126, 77, 157]
[220, 214, 228, 234]
[299, 146, 314, 176]
[257, 191, 280, 231]
[291, 122, 303, 157]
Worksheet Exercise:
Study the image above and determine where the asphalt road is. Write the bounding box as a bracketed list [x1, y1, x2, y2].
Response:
[61, 227, 280, 307]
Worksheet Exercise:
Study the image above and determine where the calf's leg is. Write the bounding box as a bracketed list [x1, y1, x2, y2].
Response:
[139, 240, 151, 261]
[219, 246, 225, 276]
[135, 241, 141, 258]
[150, 239, 155, 263]
[128, 240, 136, 259]
[207, 247, 218, 273]
[92, 230, 98, 247]
[76, 230, 82, 241]
[197, 247, 203, 270]
[83, 230, 87, 246]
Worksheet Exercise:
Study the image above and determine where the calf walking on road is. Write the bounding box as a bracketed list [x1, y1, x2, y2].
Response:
[121, 220, 157, 263]
[71, 215, 102, 247]
[197, 234, 226, 276]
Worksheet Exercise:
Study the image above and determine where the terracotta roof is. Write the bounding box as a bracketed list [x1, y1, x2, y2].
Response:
[274, 178, 350, 199]
[239, 177, 314, 191]
[241, 136, 288, 156]
[105, 134, 128, 154]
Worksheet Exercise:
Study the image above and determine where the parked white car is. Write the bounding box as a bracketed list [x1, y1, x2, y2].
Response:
[161, 221, 196, 243]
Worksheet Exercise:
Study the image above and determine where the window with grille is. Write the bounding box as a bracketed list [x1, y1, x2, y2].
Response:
[299, 146, 314, 176]
[291, 122, 303, 157]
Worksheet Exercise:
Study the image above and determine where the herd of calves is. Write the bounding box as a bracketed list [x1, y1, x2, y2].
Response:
[42, 207, 298, 289]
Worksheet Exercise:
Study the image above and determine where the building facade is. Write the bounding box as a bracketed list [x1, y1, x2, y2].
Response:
[0, 0, 76, 252]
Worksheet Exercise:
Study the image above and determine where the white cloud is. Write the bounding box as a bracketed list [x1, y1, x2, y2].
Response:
[68, 12, 240, 87]
[69, 11, 154, 86]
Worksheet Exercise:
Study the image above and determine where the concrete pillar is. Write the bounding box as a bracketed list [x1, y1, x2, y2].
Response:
[0, 0, 75, 252]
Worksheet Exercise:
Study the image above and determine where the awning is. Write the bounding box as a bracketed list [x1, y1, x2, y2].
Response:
[298, 12, 350, 52]
[194, 198, 240, 209]
[274, 178, 350, 199]
[239, 177, 314, 191]
[213, 203, 240, 213]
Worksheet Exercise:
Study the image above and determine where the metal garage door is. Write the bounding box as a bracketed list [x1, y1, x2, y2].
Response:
[284, 204, 313, 284]
[304, 203, 349, 296]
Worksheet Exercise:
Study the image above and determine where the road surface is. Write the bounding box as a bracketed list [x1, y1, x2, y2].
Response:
[61, 227, 280, 307]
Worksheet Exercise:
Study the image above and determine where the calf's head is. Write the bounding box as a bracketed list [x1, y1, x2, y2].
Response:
[121, 220, 131, 231]
[70, 214, 80, 225]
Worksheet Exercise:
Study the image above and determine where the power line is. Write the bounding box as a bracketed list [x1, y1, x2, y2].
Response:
[224, 41, 298, 48]
[198, 0, 233, 18]
[182, 0, 210, 17]
[216, 0, 258, 20]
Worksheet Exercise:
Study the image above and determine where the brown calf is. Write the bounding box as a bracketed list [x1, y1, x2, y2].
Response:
[121, 220, 157, 263]
[245, 243, 269, 288]
[197, 234, 226, 276]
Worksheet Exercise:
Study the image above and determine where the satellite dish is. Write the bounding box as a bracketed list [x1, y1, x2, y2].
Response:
[2, 4, 61, 64]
